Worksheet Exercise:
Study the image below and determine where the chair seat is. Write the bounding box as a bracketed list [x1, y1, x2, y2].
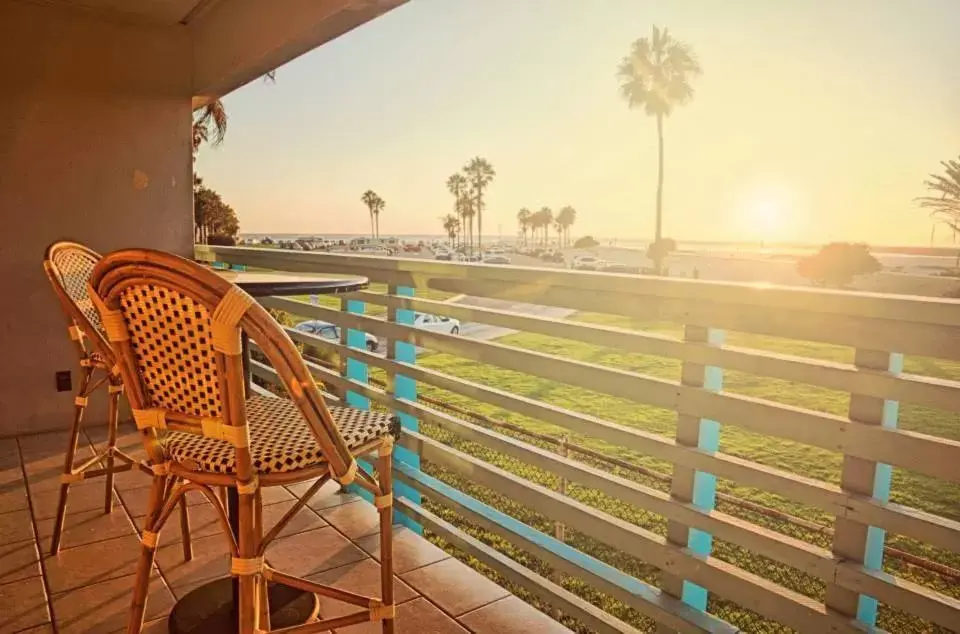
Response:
[164, 394, 397, 475]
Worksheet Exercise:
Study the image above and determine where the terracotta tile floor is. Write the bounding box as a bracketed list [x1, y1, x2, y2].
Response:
[0, 429, 573, 634]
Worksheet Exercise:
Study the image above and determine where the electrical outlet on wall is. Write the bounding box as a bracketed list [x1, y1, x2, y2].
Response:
[55, 370, 72, 392]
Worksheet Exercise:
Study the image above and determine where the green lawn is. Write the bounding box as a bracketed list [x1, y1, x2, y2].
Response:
[407, 314, 960, 633]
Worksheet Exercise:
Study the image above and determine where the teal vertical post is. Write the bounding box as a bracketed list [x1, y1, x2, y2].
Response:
[344, 299, 369, 410]
[342, 298, 373, 506]
[680, 327, 725, 611]
[391, 286, 421, 532]
[855, 353, 903, 625]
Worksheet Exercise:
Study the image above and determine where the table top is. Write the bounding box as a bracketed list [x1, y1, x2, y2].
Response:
[213, 269, 368, 297]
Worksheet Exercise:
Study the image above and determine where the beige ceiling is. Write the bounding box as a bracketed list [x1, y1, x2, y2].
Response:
[44, 0, 210, 25]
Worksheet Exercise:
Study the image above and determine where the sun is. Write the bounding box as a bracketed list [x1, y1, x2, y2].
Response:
[736, 184, 797, 241]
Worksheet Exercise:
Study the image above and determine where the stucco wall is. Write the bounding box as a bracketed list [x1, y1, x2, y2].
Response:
[0, 1, 193, 436]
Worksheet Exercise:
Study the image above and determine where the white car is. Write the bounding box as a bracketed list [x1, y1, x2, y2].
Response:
[412, 312, 460, 335]
[294, 320, 379, 352]
[571, 255, 603, 270]
[358, 246, 393, 256]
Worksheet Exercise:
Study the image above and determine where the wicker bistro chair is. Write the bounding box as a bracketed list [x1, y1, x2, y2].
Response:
[88, 249, 400, 634]
[42, 241, 192, 558]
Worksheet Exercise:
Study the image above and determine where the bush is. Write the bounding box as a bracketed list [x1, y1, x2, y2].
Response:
[645, 237, 677, 262]
[573, 235, 599, 249]
[797, 242, 881, 288]
[207, 233, 237, 246]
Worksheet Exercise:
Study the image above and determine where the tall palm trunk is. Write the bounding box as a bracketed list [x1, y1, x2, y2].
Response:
[375, 214, 380, 239]
[654, 112, 664, 274]
[370, 211, 375, 239]
[476, 192, 483, 255]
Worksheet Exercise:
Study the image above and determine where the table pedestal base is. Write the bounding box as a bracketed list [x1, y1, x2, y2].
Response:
[168, 578, 320, 633]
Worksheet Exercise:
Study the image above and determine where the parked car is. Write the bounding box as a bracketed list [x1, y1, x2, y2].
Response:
[598, 262, 640, 274]
[483, 254, 511, 265]
[293, 320, 379, 352]
[463, 253, 482, 262]
[412, 312, 460, 335]
[434, 250, 453, 261]
[358, 246, 393, 256]
[540, 250, 564, 263]
[571, 255, 603, 270]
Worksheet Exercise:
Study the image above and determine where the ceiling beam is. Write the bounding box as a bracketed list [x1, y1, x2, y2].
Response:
[189, 0, 406, 107]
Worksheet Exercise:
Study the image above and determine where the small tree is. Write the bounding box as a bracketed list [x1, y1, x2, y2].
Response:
[574, 235, 600, 249]
[797, 242, 882, 288]
[646, 237, 676, 263]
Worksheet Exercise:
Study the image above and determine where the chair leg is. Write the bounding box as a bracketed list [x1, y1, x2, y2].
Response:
[254, 489, 271, 630]
[378, 441, 395, 634]
[50, 367, 93, 555]
[179, 496, 192, 562]
[103, 382, 121, 514]
[127, 476, 166, 634]
[237, 487, 259, 634]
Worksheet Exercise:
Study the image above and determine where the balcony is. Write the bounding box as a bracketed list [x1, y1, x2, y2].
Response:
[7, 244, 960, 632]
[169, 244, 960, 633]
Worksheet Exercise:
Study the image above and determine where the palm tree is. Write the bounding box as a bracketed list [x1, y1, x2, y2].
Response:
[557, 206, 577, 247]
[193, 101, 228, 152]
[459, 195, 476, 252]
[361, 190, 379, 239]
[373, 195, 385, 239]
[916, 156, 960, 269]
[530, 209, 544, 245]
[192, 72, 275, 153]
[516, 208, 532, 245]
[618, 26, 701, 273]
[442, 214, 459, 247]
[463, 157, 496, 254]
[538, 207, 554, 246]
[446, 173, 468, 248]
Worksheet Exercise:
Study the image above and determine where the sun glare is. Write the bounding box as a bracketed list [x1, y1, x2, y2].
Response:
[736, 184, 798, 241]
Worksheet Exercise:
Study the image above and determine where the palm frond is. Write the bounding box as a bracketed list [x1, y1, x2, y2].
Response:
[618, 26, 700, 118]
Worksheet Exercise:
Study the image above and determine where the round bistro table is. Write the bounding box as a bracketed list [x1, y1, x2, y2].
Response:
[168, 269, 368, 634]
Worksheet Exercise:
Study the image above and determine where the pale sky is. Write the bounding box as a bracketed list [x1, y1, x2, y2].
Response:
[195, 0, 960, 245]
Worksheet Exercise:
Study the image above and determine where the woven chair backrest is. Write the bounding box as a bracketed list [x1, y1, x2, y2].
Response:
[87, 249, 356, 480]
[43, 241, 112, 360]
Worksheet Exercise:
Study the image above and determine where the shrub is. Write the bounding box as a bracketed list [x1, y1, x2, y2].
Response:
[645, 237, 677, 262]
[573, 235, 600, 249]
[207, 233, 237, 246]
[797, 242, 882, 288]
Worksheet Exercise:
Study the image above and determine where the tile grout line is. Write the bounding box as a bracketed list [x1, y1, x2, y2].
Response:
[17, 437, 60, 634]
[317, 498, 498, 630]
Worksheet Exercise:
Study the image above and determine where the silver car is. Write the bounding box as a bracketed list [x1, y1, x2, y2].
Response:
[294, 320, 379, 352]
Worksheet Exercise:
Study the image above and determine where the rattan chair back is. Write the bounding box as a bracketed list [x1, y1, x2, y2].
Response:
[87, 249, 356, 481]
[43, 241, 113, 362]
